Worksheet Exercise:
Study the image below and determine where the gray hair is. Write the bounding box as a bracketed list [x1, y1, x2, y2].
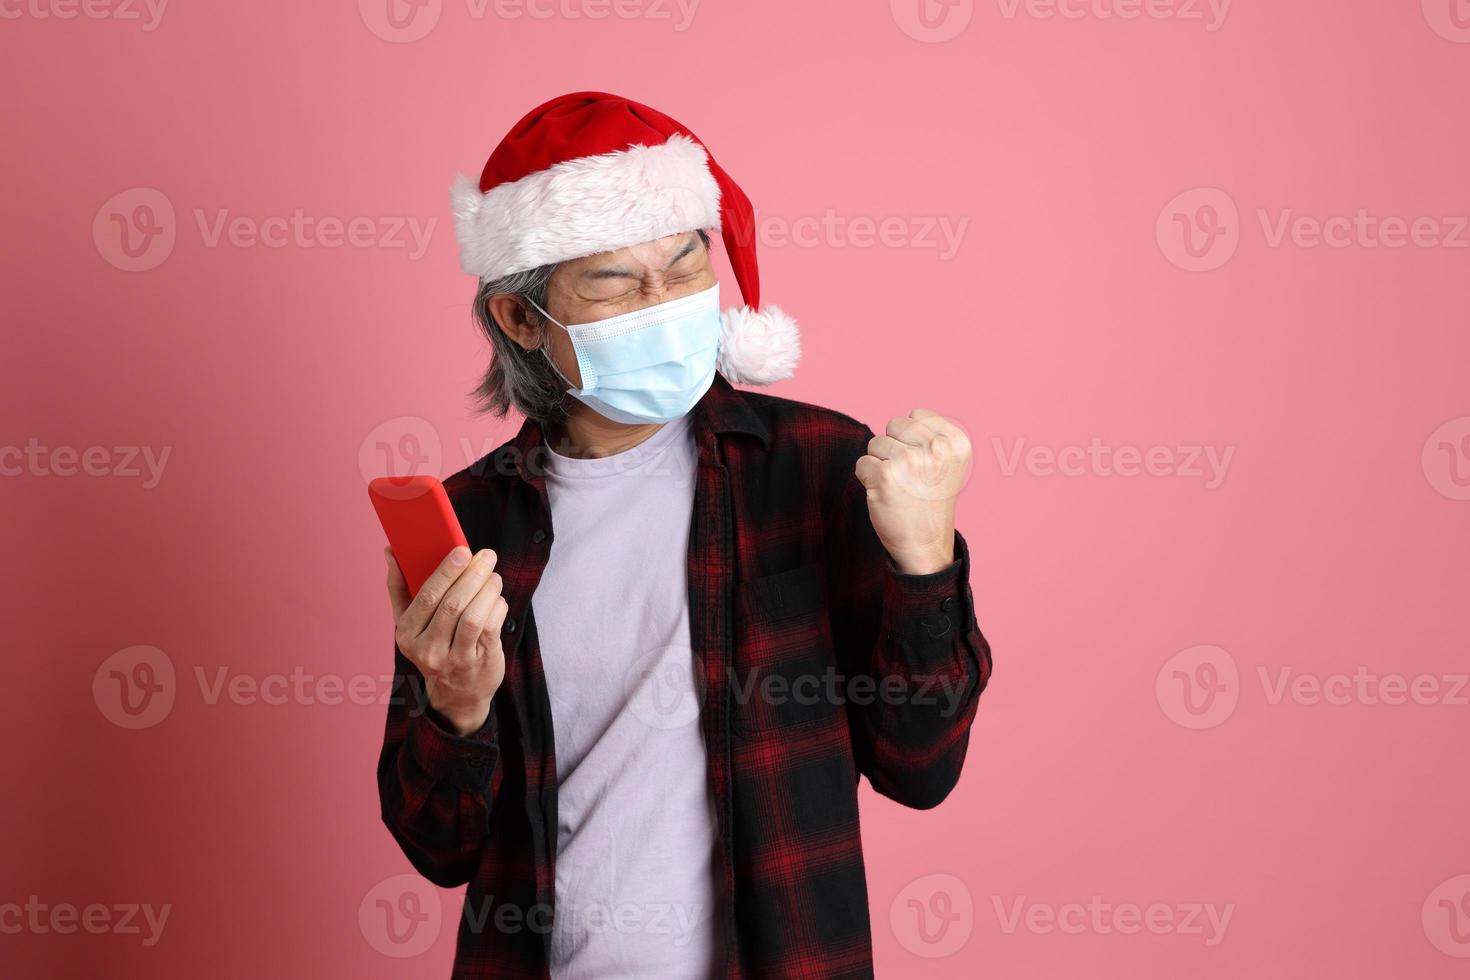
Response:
[470, 264, 567, 424]
[469, 229, 713, 423]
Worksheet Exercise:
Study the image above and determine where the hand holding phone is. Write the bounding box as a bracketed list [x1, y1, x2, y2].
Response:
[370, 477, 507, 736]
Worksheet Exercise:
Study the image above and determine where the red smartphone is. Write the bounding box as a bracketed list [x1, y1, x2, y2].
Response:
[368, 476, 470, 598]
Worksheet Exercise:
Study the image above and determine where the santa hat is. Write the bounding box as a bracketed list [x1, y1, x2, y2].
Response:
[450, 91, 799, 386]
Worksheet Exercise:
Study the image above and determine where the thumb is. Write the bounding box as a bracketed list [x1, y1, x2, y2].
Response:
[854, 454, 882, 491]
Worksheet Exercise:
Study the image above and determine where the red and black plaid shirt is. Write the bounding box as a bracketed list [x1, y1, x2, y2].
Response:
[378, 373, 993, 978]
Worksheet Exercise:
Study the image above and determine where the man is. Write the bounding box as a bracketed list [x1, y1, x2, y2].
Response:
[377, 92, 993, 979]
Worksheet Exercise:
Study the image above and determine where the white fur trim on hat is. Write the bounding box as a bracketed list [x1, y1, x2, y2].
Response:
[718, 305, 800, 385]
[451, 133, 723, 282]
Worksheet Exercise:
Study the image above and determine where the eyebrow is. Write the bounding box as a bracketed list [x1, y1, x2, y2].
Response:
[581, 234, 701, 281]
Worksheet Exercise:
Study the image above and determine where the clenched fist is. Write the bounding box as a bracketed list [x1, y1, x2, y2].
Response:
[387, 545, 508, 736]
[855, 408, 972, 576]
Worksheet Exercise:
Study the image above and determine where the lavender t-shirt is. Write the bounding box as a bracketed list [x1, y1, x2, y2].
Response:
[532, 411, 719, 979]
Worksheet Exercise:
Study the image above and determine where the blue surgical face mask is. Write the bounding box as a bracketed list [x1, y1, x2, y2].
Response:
[528, 282, 722, 425]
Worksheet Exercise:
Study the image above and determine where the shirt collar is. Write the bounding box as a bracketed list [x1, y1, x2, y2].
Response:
[500, 371, 768, 485]
[693, 370, 770, 449]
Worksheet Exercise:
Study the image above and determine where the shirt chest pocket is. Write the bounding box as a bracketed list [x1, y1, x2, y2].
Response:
[732, 563, 841, 734]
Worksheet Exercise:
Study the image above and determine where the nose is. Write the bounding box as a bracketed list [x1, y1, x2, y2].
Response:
[637, 280, 670, 306]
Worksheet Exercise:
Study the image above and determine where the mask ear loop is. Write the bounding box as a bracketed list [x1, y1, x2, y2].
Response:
[523, 295, 580, 393]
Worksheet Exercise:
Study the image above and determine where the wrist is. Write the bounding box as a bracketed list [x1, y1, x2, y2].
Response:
[430, 700, 492, 737]
[889, 547, 955, 576]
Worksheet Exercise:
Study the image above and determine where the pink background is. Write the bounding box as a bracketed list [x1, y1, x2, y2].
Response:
[4, 0, 1469, 976]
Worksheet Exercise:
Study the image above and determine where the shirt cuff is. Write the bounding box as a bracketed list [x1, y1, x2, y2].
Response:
[879, 530, 978, 671]
[407, 706, 500, 793]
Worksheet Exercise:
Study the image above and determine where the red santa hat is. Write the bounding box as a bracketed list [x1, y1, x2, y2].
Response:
[451, 91, 799, 385]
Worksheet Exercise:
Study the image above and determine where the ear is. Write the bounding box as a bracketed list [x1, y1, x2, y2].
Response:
[486, 294, 541, 352]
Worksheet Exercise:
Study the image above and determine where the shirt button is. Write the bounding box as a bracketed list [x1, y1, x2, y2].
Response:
[941, 597, 957, 613]
[504, 617, 518, 634]
[532, 529, 547, 544]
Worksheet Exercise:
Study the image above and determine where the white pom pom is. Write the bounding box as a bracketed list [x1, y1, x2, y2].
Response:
[717, 305, 800, 385]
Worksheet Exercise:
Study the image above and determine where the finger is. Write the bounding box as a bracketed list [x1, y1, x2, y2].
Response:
[401, 547, 476, 635]
[450, 571, 504, 662]
[866, 434, 906, 461]
[485, 595, 510, 640]
[421, 549, 494, 646]
[909, 409, 963, 443]
[854, 454, 883, 489]
[385, 547, 412, 621]
[885, 415, 930, 447]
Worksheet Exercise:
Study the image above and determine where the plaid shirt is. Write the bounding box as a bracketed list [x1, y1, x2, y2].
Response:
[378, 373, 993, 978]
